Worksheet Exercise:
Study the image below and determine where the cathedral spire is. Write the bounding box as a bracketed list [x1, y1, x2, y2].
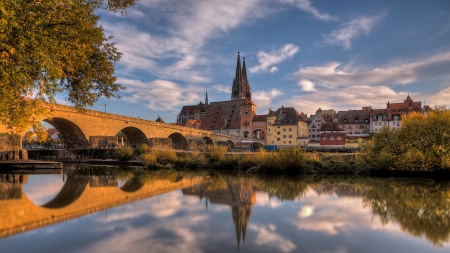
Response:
[231, 51, 243, 100]
[205, 89, 209, 105]
[242, 57, 251, 100]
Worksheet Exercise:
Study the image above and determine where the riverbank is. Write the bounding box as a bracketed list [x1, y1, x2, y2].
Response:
[0, 160, 62, 170]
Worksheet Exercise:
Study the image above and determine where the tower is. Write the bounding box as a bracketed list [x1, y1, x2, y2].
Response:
[231, 51, 251, 100]
[205, 89, 209, 105]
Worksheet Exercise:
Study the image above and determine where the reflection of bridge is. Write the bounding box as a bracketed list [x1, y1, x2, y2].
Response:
[0, 173, 204, 239]
[0, 103, 263, 151]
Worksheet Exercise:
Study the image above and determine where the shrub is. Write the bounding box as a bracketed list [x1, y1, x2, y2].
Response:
[116, 146, 134, 162]
[207, 146, 228, 162]
[140, 152, 157, 166]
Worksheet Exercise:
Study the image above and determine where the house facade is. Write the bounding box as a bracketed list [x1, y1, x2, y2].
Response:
[370, 95, 423, 133]
[337, 109, 371, 135]
[266, 106, 309, 147]
[319, 122, 346, 147]
[252, 115, 267, 140]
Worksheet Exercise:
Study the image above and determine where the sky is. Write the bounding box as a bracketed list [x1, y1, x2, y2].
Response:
[61, 0, 450, 123]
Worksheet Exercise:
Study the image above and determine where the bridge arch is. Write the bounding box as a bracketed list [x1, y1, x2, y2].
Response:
[119, 127, 148, 148]
[119, 177, 144, 192]
[43, 117, 89, 148]
[227, 140, 236, 150]
[40, 175, 90, 209]
[168, 132, 188, 150]
[203, 137, 214, 147]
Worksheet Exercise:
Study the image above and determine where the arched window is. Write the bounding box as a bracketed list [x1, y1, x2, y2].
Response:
[277, 137, 280, 141]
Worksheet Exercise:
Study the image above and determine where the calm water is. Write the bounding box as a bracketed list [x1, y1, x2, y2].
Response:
[1, 165, 449, 253]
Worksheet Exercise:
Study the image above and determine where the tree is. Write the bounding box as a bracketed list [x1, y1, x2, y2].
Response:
[364, 107, 450, 171]
[0, 0, 136, 134]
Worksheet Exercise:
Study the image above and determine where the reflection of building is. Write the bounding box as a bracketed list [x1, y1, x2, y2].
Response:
[182, 178, 256, 250]
[0, 175, 27, 200]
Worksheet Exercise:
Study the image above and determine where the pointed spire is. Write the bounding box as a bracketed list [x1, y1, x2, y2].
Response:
[231, 51, 243, 100]
[242, 56, 251, 100]
[205, 89, 209, 105]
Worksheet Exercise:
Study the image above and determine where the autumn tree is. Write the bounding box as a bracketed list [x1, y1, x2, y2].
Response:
[0, 0, 136, 134]
[364, 107, 450, 171]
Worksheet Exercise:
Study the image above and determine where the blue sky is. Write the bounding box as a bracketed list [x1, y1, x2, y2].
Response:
[64, 0, 450, 122]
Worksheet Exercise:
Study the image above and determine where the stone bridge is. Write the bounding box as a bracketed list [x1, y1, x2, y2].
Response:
[0, 103, 261, 151]
[0, 172, 205, 239]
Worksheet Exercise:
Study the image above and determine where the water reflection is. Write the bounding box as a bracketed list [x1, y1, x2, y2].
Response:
[0, 167, 449, 253]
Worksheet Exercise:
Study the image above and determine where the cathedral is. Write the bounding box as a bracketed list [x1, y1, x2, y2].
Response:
[178, 51, 258, 138]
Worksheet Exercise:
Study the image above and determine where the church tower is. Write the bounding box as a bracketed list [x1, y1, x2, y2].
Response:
[231, 51, 251, 100]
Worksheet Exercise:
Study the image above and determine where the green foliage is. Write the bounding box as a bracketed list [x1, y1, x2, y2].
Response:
[140, 152, 157, 167]
[364, 107, 450, 171]
[23, 122, 50, 144]
[115, 146, 134, 162]
[0, 0, 135, 133]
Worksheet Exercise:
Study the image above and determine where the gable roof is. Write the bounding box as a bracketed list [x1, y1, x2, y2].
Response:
[199, 100, 245, 130]
[338, 110, 371, 124]
[272, 107, 308, 126]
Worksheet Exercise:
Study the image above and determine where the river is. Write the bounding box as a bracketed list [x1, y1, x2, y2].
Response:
[0, 164, 449, 253]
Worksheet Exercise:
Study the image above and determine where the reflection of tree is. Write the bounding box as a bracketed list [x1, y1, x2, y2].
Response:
[253, 175, 308, 201]
[362, 179, 450, 247]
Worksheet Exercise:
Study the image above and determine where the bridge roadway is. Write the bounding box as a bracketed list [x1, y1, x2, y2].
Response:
[0, 173, 205, 239]
[0, 103, 262, 150]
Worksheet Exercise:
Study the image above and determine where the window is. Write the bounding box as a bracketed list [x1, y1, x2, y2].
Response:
[272, 141, 274, 143]
[323, 136, 327, 140]
[283, 128, 286, 132]
[283, 135, 286, 138]
[289, 141, 292, 144]
[283, 141, 286, 144]
[277, 138, 280, 141]
[254, 122, 257, 126]
[260, 122, 263, 126]
[277, 131, 280, 134]
[330, 136, 335, 140]
[268, 122, 272, 126]
[337, 136, 342, 140]
[289, 128, 292, 131]
[349, 126, 352, 129]
[289, 135, 292, 138]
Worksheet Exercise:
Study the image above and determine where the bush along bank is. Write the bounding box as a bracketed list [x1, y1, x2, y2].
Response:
[130, 145, 371, 175]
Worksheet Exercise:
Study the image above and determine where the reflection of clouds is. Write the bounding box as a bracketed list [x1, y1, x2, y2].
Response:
[87, 191, 208, 253]
[255, 192, 282, 208]
[249, 224, 297, 252]
[23, 175, 65, 206]
[298, 205, 314, 218]
[294, 188, 398, 235]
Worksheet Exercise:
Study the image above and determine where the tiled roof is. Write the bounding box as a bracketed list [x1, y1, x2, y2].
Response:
[199, 100, 245, 130]
[320, 122, 345, 131]
[252, 115, 267, 121]
[272, 107, 308, 126]
[338, 110, 371, 124]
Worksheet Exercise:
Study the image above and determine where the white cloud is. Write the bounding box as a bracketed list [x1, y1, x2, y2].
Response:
[103, 0, 271, 82]
[270, 66, 279, 73]
[280, 0, 337, 21]
[249, 224, 297, 252]
[298, 79, 316, 91]
[298, 205, 314, 218]
[294, 51, 450, 87]
[250, 44, 299, 73]
[252, 89, 283, 109]
[212, 84, 231, 94]
[119, 78, 203, 111]
[324, 13, 385, 49]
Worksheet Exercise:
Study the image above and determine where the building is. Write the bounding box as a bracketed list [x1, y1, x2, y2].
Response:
[266, 106, 309, 147]
[309, 112, 333, 142]
[199, 52, 257, 138]
[319, 122, 346, 147]
[251, 115, 267, 139]
[370, 95, 423, 133]
[337, 108, 371, 135]
[176, 91, 209, 125]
